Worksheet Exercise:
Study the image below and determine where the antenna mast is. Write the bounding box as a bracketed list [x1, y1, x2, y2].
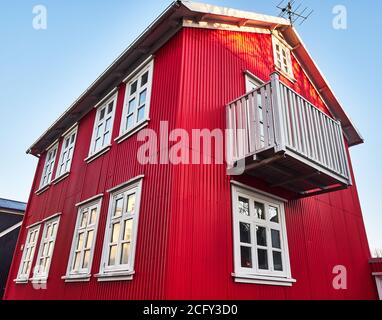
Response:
[276, 0, 313, 26]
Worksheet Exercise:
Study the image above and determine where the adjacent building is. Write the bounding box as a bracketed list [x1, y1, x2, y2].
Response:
[4, 1, 379, 300]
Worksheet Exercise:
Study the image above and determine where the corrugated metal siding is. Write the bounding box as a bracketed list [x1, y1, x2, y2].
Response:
[4, 27, 377, 300]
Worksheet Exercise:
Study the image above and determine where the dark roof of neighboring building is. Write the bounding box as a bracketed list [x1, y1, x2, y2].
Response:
[0, 198, 27, 213]
[26, 1, 363, 156]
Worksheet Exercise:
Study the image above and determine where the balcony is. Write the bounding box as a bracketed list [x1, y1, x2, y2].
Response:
[226, 73, 352, 197]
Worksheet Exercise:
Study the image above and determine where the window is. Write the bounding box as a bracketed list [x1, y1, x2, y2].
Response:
[120, 61, 153, 135]
[98, 177, 143, 280]
[39, 143, 58, 189]
[232, 184, 293, 285]
[65, 199, 101, 280]
[56, 127, 77, 178]
[245, 72, 263, 93]
[16, 225, 40, 282]
[272, 35, 293, 78]
[89, 94, 117, 156]
[32, 216, 60, 281]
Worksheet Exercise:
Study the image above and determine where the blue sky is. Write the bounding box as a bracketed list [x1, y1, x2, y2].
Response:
[0, 0, 380, 253]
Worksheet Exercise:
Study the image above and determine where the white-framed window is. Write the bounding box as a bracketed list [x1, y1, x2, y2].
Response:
[120, 61, 153, 135]
[89, 94, 117, 156]
[272, 35, 294, 79]
[232, 184, 293, 285]
[245, 72, 263, 93]
[56, 127, 77, 178]
[15, 225, 41, 282]
[40, 143, 58, 188]
[98, 178, 143, 280]
[65, 199, 101, 280]
[32, 216, 60, 281]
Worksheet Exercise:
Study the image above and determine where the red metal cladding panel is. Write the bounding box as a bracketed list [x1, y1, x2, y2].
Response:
[4, 31, 184, 300]
[165, 27, 377, 300]
[4, 27, 377, 300]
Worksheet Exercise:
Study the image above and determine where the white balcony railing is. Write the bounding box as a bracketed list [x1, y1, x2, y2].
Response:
[226, 73, 351, 194]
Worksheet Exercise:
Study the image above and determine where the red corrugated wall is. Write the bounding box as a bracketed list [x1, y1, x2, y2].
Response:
[4, 27, 378, 300]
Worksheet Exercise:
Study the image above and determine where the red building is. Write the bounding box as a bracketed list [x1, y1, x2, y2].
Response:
[4, 1, 379, 300]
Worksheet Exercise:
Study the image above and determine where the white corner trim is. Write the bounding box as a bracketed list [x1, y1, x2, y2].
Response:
[0, 221, 22, 239]
[115, 119, 150, 144]
[232, 273, 296, 287]
[230, 180, 288, 202]
[85, 145, 112, 164]
[75, 194, 104, 207]
[107, 175, 145, 193]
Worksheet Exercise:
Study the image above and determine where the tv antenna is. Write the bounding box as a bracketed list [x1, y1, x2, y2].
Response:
[276, 0, 313, 26]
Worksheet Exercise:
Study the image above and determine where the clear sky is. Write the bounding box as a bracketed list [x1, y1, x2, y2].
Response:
[0, 0, 380, 253]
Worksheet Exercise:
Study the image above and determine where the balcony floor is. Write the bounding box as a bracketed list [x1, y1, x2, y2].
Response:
[243, 148, 349, 197]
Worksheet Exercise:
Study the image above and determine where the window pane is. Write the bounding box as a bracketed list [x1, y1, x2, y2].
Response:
[99, 108, 105, 121]
[141, 71, 149, 86]
[257, 249, 268, 270]
[111, 223, 120, 243]
[123, 219, 133, 241]
[269, 206, 279, 223]
[238, 197, 249, 216]
[81, 211, 88, 227]
[73, 252, 81, 271]
[255, 202, 265, 220]
[114, 198, 123, 217]
[126, 115, 134, 129]
[77, 233, 85, 250]
[256, 226, 267, 247]
[137, 106, 145, 122]
[108, 245, 117, 266]
[273, 251, 283, 271]
[82, 250, 90, 269]
[240, 246, 252, 268]
[127, 194, 136, 213]
[107, 102, 114, 114]
[89, 209, 97, 225]
[85, 230, 94, 249]
[130, 81, 137, 95]
[139, 89, 147, 106]
[128, 98, 136, 114]
[120, 243, 131, 265]
[271, 229, 281, 249]
[239, 222, 251, 244]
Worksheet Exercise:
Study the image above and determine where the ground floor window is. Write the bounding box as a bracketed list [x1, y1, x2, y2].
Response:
[231, 183, 294, 285]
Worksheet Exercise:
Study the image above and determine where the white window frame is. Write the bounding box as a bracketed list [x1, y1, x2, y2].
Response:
[39, 143, 58, 189]
[245, 71, 264, 93]
[272, 35, 294, 79]
[64, 198, 102, 281]
[231, 184, 294, 286]
[97, 177, 143, 281]
[32, 216, 60, 282]
[119, 60, 154, 138]
[15, 225, 41, 283]
[88, 94, 117, 157]
[55, 126, 78, 179]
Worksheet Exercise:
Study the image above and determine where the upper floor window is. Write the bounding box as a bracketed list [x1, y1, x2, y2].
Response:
[65, 198, 101, 280]
[32, 216, 60, 281]
[232, 184, 294, 286]
[89, 94, 117, 156]
[272, 35, 294, 79]
[56, 127, 77, 178]
[40, 143, 58, 189]
[15, 225, 40, 282]
[97, 177, 143, 280]
[120, 61, 153, 135]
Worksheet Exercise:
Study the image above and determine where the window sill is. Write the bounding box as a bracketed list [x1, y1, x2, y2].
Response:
[94, 271, 135, 282]
[275, 66, 297, 83]
[14, 278, 28, 284]
[85, 144, 112, 164]
[115, 119, 150, 144]
[35, 184, 50, 196]
[62, 274, 91, 283]
[51, 172, 70, 185]
[232, 273, 296, 287]
[30, 277, 48, 284]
